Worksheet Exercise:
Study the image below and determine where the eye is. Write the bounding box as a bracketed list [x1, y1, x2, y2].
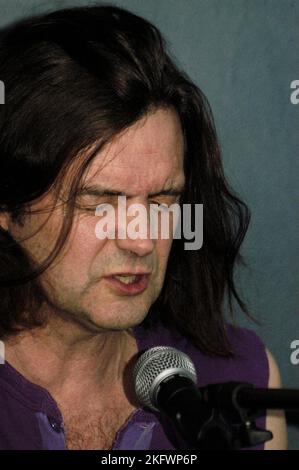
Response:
[84, 205, 98, 213]
[76, 195, 116, 213]
[150, 202, 170, 211]
[94, 203, 114, 214]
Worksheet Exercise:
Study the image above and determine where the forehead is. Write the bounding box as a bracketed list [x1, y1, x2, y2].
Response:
[83, 107, 185, 193]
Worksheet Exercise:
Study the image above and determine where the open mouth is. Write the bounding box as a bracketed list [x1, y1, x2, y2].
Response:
[104, 273, 150, 295]
[113, 274, 139, 284]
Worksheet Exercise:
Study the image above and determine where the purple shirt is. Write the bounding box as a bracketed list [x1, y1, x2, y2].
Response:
[0, 322, 269, 450]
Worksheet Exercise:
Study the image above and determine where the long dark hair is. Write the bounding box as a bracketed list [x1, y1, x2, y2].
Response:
[0, 5, 251, 356]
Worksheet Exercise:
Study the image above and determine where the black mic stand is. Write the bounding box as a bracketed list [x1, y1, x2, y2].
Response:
[157, 377, 299, 450]
[194, 381, 299, 449]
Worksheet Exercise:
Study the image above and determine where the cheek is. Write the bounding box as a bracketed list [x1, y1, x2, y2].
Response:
[33, 216, 103, 289]
[16, 219, 61, 265]
[156, 239, 173, 266]
[58, 216, 105, 269]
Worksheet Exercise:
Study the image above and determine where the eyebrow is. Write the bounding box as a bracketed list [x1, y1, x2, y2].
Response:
[78, 184, 186, 198]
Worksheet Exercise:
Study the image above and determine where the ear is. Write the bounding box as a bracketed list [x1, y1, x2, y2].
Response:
[0, 211, 10, 232]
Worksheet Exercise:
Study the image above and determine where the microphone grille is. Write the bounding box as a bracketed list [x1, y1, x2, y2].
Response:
[133, 346, 197, 410]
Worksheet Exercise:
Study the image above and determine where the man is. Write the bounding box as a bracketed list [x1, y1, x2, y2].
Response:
[0, 5, 287, 449]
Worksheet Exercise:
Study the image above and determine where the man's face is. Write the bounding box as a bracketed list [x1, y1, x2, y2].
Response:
[7, 107, 185, 332]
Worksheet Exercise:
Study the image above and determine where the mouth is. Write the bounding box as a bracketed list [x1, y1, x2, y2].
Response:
[103, 273, 150, 295]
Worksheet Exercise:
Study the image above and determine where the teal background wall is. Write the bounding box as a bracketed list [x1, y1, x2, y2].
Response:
[0, 0, 298, 449]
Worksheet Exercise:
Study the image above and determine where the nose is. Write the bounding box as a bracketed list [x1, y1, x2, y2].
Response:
[116, 234, 155, 257]
[115, 199, 155, 257]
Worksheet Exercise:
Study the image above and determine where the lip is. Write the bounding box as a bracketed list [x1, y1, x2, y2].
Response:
[103, 273, 150, 295]
[106, 271, 152, 276]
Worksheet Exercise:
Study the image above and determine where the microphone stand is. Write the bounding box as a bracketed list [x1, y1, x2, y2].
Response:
[157, 377, 299, 450]
[194, 381, 299, 449]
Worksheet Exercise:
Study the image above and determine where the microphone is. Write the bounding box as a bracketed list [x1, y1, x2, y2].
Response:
[133, 346, 277, 449]
[133, 346, 198, 410]
[133, 346, 213, 448]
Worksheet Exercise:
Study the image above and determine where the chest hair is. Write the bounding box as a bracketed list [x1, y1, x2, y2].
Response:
[62, 403, 136, 450]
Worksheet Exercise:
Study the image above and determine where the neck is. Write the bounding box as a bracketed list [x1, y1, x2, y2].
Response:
[5, 311, 138, 406]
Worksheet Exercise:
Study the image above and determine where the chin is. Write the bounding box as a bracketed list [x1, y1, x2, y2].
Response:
[89, 310, 148, 332]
